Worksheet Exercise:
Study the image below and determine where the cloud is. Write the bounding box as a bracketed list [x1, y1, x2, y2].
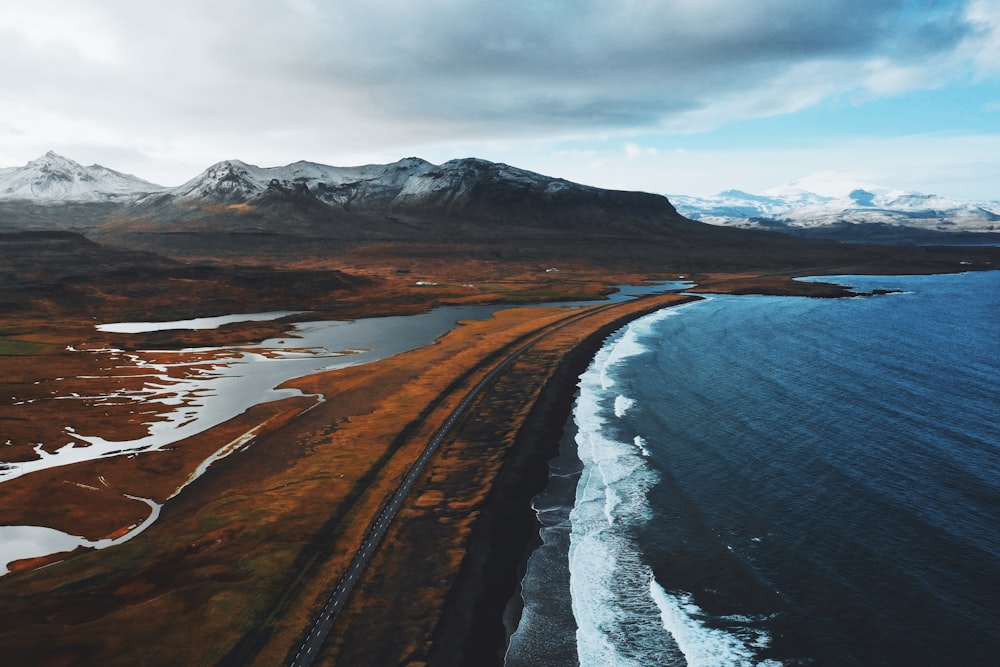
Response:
[964, 0, 1000, 74]
[624, 143, 659, 159]
[518, 132, 1000, 200]
[0, 0, 994, 185]
[272, 1, 976, 133]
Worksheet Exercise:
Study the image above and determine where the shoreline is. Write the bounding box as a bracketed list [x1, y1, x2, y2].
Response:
[424, 270, 960, 666]
[3, 269, 990, 663]
[465, 270, 1000, 666]
[427, 295, 700, 666]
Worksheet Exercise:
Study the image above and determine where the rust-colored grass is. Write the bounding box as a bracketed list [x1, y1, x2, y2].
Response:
[321, 295, 694, 666]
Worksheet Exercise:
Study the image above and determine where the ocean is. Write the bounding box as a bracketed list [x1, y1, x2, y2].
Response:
[506, 271, 1000, 666]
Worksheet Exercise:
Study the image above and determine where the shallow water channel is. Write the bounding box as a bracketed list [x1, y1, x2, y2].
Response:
[0, 282, 690, 573]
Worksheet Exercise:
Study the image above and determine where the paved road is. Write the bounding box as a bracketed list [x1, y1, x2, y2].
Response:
[287, 303, 615, 666]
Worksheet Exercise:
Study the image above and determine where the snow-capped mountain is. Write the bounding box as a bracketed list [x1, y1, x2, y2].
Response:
[170, 156, 588, 211]
[0, 152, 166, 202]
[4, 152, 996, 240]
[96, 154, 697, 257]
[670, 185, 1000, 237]
[169, 156, 440, 205]
[0, 152, 687, 246]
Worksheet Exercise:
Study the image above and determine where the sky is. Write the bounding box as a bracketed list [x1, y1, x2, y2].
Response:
[1, 0, 998, 199]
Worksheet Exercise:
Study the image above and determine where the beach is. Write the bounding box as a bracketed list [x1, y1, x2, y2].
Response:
[491, 271, 1000, 666]
[428, 294, 703, 666]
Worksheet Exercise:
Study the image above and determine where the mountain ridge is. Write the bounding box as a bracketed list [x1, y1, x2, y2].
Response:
[5, 152, 996, 235]
[670, 185, 1000, 237]
[3, 153, 997, 250]
[0, 152, 720, 262]
[101, 153, 702, 257]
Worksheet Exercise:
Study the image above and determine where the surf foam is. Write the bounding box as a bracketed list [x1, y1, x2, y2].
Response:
[569, 308, 780, 666]
[649, 581, 780, 666]
[570, 315, 675, 665]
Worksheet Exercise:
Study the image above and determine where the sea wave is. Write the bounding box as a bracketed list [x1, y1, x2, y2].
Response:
[649, 582, 780, 667]
[570, 318, 667, 664]
[569, 308, 779, 666]
[614, 395, 635, 418]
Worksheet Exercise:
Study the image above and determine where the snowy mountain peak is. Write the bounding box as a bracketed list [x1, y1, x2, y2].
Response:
[30, 151, 79, 170]
[174, 159, 270, 201]
[394, 156, 433, 170]
[168, 155, 583, 209]
[717, 189, 779, 203]
[0, 152, 165, 202]
[670, 182, 1000, 237]
[759, 183, 832, 206]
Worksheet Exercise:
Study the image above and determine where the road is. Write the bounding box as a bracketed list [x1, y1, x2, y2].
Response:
[286, 304, 605, 667]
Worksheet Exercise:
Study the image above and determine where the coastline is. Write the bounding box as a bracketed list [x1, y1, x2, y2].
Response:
[428, 295, 701, 667]
[424, 271, 946, 666]
[4, 268, 987, 664]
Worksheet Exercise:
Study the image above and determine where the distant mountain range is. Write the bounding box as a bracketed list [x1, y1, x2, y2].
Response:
[0, 152, 677, 220]
[154, 155, 680, 228]
[670, 186, 1000, 243]
[1, 152, 716, 259]
[1, 153, 997, 247]
[0, 152, 672, 224]
[3, 152, 997, 283]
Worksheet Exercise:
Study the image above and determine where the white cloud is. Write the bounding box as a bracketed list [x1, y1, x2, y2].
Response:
[0, 5, 119, 63]
[624, 143, 659, 159]
[965, 0, 1000, 74]
[484, 133, 1000, 200]
[0, 0, 995, 195]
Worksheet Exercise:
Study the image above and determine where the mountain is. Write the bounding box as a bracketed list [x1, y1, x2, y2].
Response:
[1, 153, 688, 245]
[5, 153, 998, 244]
[671, 185, 1000, 244]
[0, 152, 166, 203]
[115, 155, 695, 254]
[160, 155, 677, 225]
[2, 153, 998, 282]
[167, 156, 439, 205]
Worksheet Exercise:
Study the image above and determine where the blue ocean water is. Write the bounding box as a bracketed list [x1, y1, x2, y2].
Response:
[507, 271, 1000, 666]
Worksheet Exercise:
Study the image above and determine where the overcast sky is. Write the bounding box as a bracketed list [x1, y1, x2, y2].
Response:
[1, 0, 998, 198]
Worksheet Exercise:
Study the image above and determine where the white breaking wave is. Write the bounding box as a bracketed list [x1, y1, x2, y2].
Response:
[593, 311, 664, 390]
[570, 313, 671, 665]
[634, 436, 652, 458]
[649, 581, 781, 667]
[569, 308, 778, 666]
[614, 395, 635, 418]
